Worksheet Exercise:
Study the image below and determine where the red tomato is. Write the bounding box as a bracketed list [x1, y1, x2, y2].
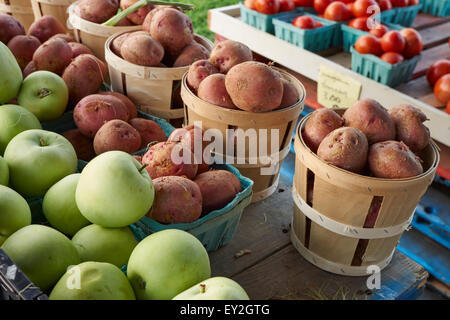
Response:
[293, 15, 316, 28]
[400, 28, 423, 58]
[352, 0, 379, 17]
[255, 0, 281, 14]
[427, 60, 450, 86]
[446, 100, 450, 114]
[244, 0, 257, 9]
[324, 2, 353, 21]
[434, 74, 450, 104]
[391, 0, 408, 7]
[378, 0, 393, 11]
[293, 0, 314, 6]
[347, 2, 354, 12]
[280, 0, 296, 11]
[408, 0, 419, 5]
[355, 35, 383, 55]
[381, 52, 404, 64]
[380, 30, 405, 53]
[313, 0, 333, 14]
[315, 20, 324, 27]
[348, 17, 370, 31]
[339, 0, 354, 3]
[369, 24, 389, 37]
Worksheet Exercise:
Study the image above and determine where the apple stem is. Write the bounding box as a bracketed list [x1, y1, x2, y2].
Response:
[39, 137, 47, 147]
[38, 88, 52, 99]
[139, 164, 149, 173]
[200, 284, 206, 294]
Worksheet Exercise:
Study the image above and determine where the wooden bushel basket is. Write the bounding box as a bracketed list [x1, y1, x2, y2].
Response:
[0, 0, 34, 32]
[31, 0, 75, 33]
[67, 1, 141, 61]
[291, 114, 440, 276]
[181, 68, 306, 202]
[105, 30, 214, 126]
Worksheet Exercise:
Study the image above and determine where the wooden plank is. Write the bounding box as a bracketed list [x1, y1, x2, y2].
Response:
[419, 22, 450, 49]
[413, 43, 450, 78]
[208, 5, 450, 146]
[412, 13, 450, 30]
[230, 245, 428, 300]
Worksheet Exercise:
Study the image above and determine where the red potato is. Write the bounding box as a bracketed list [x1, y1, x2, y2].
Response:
[147, 176, 202, 224]
[129, 118, 167, 149]
[343, 98, 396, 144]
[120, 33, 164, 66]
[194, 170, 242, 214]
[388, 104, 430, 152]
[142, 5, 183, 32]
[187, 59, 219, 91]
[62, 129, 96, 161]
[116, 17, 134, 26]
[142, 141, 198, 179]
[32, 38, 72, 75]
[76, 0, 120, 23]
[210, 40, 253, 74]
[7, 35, 41, 70]
[368, 141, 423, 179]
[28, 15, 67, 43]
[98, 91, 138, 119]
[48, 33, 74, 43]
[73, 94, 130, 138]
[93, 119, 142, 155]
[0, 14, 25, 44]
[148, 8, 194, 56]
[303, 108, 344, 152]
[278, 79, 300, 109]
[23, 61, 38, 78]
[317, 127, 369, 173]
[120, 0, 154, 25]
[225, 61, 284, 112]
[173, 42, 210, 67]
[62, 54, 107, 106]
[68, 42, 93, 58]
[110, 31, 147, 58]
[198, 74, 237, 109]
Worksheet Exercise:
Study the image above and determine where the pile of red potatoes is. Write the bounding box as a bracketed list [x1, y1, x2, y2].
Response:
[302, 99, 431, 179]
[111, 6, 210, 68]
[187, 40, 301, 113]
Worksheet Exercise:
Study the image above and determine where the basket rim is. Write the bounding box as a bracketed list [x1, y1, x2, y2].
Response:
[350, 45, 421, 70]
[295, 111, 440, 184]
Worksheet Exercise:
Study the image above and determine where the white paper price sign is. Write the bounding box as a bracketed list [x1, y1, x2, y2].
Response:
[317, 64, 362, 109]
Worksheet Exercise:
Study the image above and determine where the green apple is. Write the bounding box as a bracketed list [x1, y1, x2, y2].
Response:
[4, 129, 78, 197]
[1, 224, 80, 291]
[49, 262, 136, 300]
[173, 277, 250, 300]
[0, 155, 8, 186]
[42, 174, 90, 236]
[0, 185, 31, 246]
[127, 229, 211, 300]
[72, 224, 138, 268]
[0, 104, 42, 155]
[0, 42, 22, 104]
[18, 71, 69, 122]
[76, 151, 154, 228]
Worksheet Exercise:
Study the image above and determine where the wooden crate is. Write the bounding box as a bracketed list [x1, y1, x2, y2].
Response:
[0, 0, 34, 32]
[31, 0, 75, 33]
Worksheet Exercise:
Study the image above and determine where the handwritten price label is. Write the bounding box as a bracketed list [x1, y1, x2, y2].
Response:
[317, 64, 362, 109]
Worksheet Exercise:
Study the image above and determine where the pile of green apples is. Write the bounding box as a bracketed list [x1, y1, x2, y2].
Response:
[0, 43, 249, 300]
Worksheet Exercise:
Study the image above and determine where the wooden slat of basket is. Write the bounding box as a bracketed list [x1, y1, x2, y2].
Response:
[362, 235, 402, 267]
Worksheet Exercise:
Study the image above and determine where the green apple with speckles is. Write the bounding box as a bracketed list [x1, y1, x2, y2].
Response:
[0, 42, 22, 104]
[173, 277, 250, 300]
[0, 156, 8, 186]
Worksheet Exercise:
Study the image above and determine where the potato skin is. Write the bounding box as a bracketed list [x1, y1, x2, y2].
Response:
[142, 141, 198, 179]
[23, 61, 37, 78]
[28, 15, 66, 43]
[0, 14, 25, 45]
[388, 104, 430, 152]
[194, 170, 242, 214]
[198, 74, 237, 109]
[187, 59, 219, 91]
[303, 109, 344, 152]
[62, 129, 96, 161]
[33, 38, 72, 75]
[48, 33, 74, 43]
[368, 141, 423, 179]
[278, 79, 300, 109]
[173, 42, 210, 67]
[93, 119, 142, 155]
[129, 118, 167, 149]
[317, 127, 369, 173]
[343, 99, 396, 144]
[210, 40, 253, 74]
[148, 8, 194, 56]
[76, 0, 119, 24]
[120, 33, 164, 67]
[148, 176, 202, 224]
[120, 0, 154, 25]
[98, 91, 138, 119]
[73, 94, 130, 138]
[68, 42, 93, 58]
[225, 61, 284, 113]
[7, 35, 41, 70]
